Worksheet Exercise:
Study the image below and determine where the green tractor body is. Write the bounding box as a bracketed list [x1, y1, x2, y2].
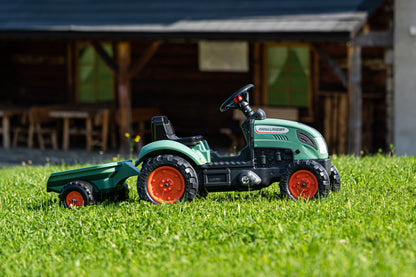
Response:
[136, 84, 340, 204]
[47, 84, 341, 207]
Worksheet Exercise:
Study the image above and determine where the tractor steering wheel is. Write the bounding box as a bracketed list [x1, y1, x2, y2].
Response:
[220, 84, 254, 112]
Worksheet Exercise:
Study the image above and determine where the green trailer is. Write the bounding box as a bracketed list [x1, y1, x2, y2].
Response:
[47, 160, 140, 208]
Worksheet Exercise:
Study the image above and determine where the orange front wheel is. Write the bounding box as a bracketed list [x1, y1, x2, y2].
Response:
[288, 170, 319, 200]
[280, 160, 330, 200]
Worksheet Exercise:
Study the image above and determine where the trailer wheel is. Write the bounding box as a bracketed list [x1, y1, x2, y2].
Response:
[280, 160, 330, 200]
[329, 164, 341, 192]
[59, 181, 95, 208]
[137, 154, 198, 204]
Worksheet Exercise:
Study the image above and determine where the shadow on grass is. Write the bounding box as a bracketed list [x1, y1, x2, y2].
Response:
[27, 198, 57, 211]
[27, 196, 138, 210]
[207, 189, 286, 204]
[27, 189, 286, 210]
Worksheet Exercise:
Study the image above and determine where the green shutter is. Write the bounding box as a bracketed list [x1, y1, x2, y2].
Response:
[267, 46, 310, 108]
[78, 44, 114, 103]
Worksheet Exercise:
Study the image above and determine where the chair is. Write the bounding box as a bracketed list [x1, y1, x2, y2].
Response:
[88, 109, 109, 152]
[28, 106, 59, 150]
[116, 108, 161, 147]
[131, 108, 161, 145]
[12, 110, 30, 148]
[67, 109, 110, 152]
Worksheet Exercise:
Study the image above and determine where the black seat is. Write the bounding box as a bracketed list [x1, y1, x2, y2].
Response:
[151, 116, 204, 147]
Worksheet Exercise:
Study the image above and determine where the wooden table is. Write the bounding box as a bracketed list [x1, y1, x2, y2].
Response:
[0, 108, 23, 149]
[49, 109, 109, 152]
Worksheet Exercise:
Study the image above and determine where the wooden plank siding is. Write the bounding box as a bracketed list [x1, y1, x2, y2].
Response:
[316, 43, 388, 153]
[0, 40, 68, 106]
[0, 39, 389, 153]
[129, 41, 251, 139]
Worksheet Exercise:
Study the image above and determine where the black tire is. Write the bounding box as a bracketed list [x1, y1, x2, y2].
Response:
[329, 164, 341, 192]
[137, 154, 198, 204]
[59, 180, 95, 208]
[279, 160, 330, 200]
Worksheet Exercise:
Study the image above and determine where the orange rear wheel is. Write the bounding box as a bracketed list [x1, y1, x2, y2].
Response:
[147, 166, 186, 204]
[59, 181, 95, 208]
[137, 154, 199, 205]
[280, 160, 330, 200]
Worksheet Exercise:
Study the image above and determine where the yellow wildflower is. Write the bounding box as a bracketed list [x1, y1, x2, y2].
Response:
[125, 132, 130, 138]
[134, 135, 141, 143]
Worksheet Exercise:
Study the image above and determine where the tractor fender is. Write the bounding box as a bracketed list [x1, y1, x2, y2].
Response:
[135, 140, 208, 167]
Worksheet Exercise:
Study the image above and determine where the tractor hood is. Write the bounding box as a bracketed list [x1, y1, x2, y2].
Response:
[253, 118, 328, 160]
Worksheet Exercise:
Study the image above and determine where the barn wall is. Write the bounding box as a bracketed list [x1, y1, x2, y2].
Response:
[130, 41, 251, 141]
[317, 43, 388, 153]
[0, 40, 68, 106]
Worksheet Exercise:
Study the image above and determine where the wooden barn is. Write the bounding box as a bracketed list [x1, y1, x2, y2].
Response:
[0, 0, 393, 154]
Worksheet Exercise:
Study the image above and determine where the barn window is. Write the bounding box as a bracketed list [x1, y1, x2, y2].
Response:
[198, 41, 249, 72]
[77, 44, 114, 103]
[266, 45, 310, 107]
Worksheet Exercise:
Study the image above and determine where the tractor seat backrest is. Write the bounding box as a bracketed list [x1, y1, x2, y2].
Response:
[151, 116, 178, 141]
[151, 116, 204, 147]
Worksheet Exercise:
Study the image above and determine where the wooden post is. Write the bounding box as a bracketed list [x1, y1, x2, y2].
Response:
[66, 42, 74, 103]
[261, 44, 269, 106]
[384, 49, 394, 150]
[347, 45, 362, 155]
[2, 115, 10, 149]
[338, 94, 348, 154]
[324, 96, 332, 150]
[331, 95, 339, 153]
[252, 42, 262, 105]
[117, 42, 132, 152]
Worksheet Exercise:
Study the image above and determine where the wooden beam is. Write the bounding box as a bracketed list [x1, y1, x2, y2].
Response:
[117, 42, 132, 152]
[91, 41, 119, 74]
[128, 40, 162, 80]
[314, 46, 347, 88]
[66, 42, 74, 103]
[352, 31, 393, 47]
[347, 46, 362, 156]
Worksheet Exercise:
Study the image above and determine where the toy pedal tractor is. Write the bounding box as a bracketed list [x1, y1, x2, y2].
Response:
[47, 84, 340, 207]
[136, 84, 341, 204]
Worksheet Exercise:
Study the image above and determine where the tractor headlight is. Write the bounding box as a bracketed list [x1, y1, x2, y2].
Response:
[315, 137, 328, 154]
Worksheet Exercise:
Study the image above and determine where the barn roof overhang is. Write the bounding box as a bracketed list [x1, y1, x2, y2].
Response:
[0, 0, 383, 42]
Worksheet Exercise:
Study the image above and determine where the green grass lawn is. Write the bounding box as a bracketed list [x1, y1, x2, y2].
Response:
[0, 155, 415, 276]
